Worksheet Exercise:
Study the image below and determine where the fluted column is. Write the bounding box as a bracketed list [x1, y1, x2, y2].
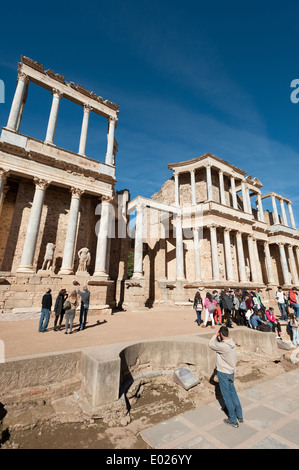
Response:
[280, 198, 288, 226]
[78, 104, 91, 155]
[105, 117, 117, 165]
[247, 235, 258, 282]
[288, 245, 299, 285]
[94, 196, 113, 278]
[193, 227, 201, 281]
[230, 176, 238, 210]
[278, 243, 291, 285]
[59, 188, 83, 275]
[190, 169, 196, 205]
[219, 170, 226, 205]
[253, 238, 263, 283]
[174, 173, 180, 206]
[0, 169, 10, 215]
[287, 202, 296, 229]
[256, 194, 265, 222]
[17, 178, 50, 273]
[241, 181, 248, 213]
[271, 194, 279, 225]
[209, 224, 220, 280]
[175, 213, 185, 280]
[206, 165, 213, 201]
[45, 89, 62, 145]
[264, 242, 275, 285]
[236, 230, 247, 282]
[223, 228, 234, 281]
[246, 187, 252, 214]
[6, 72, 29, 132]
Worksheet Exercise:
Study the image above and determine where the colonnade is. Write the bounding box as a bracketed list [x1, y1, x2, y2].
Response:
[5, 71, 117, 166]
[0, 174, 111, 276]
[174, 166, 265, 218]
[265, 193, 296, 229]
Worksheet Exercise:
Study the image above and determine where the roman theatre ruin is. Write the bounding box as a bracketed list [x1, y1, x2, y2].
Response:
[0, 56, 298, 315]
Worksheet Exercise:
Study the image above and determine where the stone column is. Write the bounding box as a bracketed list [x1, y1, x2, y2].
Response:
[288, 245, 299, 285]
[6, 72, 29, 132]
[241, 181, 248, 213]
[0, 169, 10, 214]
[94, 196, 113, 278]
[287, 202, 296, 229]
[59, 188, 83, 275]
[209, 224, 220, 280]
[45, 89, 62, 145]
[78, 104, 91, 155]
[17, 178, 50, 273]
[253, 238, 263, 283]
[256, 194, 265, 222]
[223, 228, 234, 281]
[264, 242, 275, 285]
[246, 187, 252, 214]
[278, 243, 291, 285]
[206, 165, 213, 201]
[279, 198, 288, 226]
[174, 173, 180, 206]
[105, 117, 117, 165]
[219, 170, 226, 205]
[190, 169, 196, 205]
[235, 230, 247, 282]
[271, 194, 279, 225]
[247, 235, 258, 282]
[175, 213, 185, 280]
[230, 176, 238, 210]
[193, 227, 201, 281]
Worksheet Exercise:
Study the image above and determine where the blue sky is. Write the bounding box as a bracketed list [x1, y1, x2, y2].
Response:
[0, 0, 299, 224]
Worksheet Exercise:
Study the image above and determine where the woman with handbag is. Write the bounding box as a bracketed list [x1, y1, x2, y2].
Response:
[64, 290, 78, 334]
[193, 291, 203, 326]
[53, 289, 68, 331]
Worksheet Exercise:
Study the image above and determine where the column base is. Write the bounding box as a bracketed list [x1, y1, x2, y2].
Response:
[58, 268, 74, 275]
[93, 271, 110, 280]
[16, 265, 36, 274]
[132, 272, 144, 280]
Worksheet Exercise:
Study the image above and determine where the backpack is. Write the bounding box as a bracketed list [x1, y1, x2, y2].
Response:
[196, 301, 203, 310]
[207, 300, 215, 313]
[63, 300, 71, 311]
[258, 323, 271, 332]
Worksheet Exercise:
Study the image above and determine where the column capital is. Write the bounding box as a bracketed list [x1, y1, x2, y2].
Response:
[223, 227, 231, 234]
[101, 195, 115, 205]
[108, 116, 118, 125]
[17, 71, 29, 84]
[0, 168, 10, 181]
[33, 177, 50, 190]
[247, 234, 256, 241]
[207, 223, 218, 230]
[52, 88, 63, 99]
[70, 187, 84, 199]
[83, 103, 92, 113]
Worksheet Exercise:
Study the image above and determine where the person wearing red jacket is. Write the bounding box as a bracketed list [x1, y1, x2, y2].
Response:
[289, 287, 299, 318]
[266, 308, 282, 338]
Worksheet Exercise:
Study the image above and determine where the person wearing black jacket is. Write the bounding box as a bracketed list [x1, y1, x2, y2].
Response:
[54, 289, 68, 331]
[220, 289, 234, 328]
[38, 288, 52, 332]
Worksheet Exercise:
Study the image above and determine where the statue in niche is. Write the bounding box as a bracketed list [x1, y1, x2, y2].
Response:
[245, 264, 251, 282]
[42, 243, 56, 271]
[77, 247, 91, 272]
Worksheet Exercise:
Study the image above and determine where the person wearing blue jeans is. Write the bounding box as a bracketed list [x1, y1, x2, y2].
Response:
[209, 326, 243, 428]
[38, 288, 52, 332]
[275, 287, 288, 321]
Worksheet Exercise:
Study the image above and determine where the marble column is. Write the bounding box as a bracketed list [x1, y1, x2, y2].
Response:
[209, 224, 220, 280]
[271, 195, 279, 225]
[94, 196, 113, 278]
[247, 235, 258, 282]
[241, 181, 248, 213]
[174, 173, 180, 206]
[219, 170, 226, 205]
[253, 238, 263, 283]
[45, 89, 62, 145]
[190, 169, 196, 205]
[59, 188, 83, 275]
[279, 198, 288, 226]
[78, 104, 91, 155]
[223, 228, 234, 281]
[206, 165, 213, 201]
[256, 194, 265, 222]
[230, 176, 238, 210]
[264, 242, 275, 285]
[175, 214, 185, 280]
[236, 230, 247, 282]
[17, 178, 50, 273]
[295, 247, 299, 279]
[278, 243, 291, 285]
[193, 227, 201, 281]
[105, 117, 117, 165]
[287, 202, 296, 229]
[6, 72, 29, 132]
[246, 187, 252, 214]
[0, 169, 10, 214]
[288, 245, 299, 285]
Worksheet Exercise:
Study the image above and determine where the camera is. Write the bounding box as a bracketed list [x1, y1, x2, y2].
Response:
[217, 333, 223, 342]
